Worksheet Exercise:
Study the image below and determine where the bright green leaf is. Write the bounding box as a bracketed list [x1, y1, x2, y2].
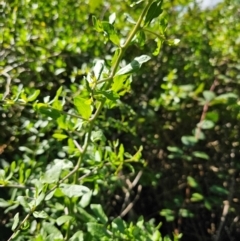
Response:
[52, 133, 68, 140]
[73, 97, 92, 119]
[198, 120, 215, 130]
[90, 204, 108, 224]
[144, 0, 163, 26]
[27, 90, 41, 102]
[190, 193, 204, 202]
[12, 212, 19, 230]
[59, 184, 90, 198]
[203, 90, 216, 102]
[79, 191, 92, 208]
[192, 151, 209, 160]
[86, 223, 109, 238]
[33, 211, 48, 219]
[56, 215, 73, 226]
[187, 176, 198, 188]
[116, 55, 151, 76]
[41, 164, 62, 184]
[181, 136, 198, 146]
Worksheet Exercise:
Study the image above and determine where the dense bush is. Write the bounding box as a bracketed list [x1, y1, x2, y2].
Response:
[0, 0, 240, 240]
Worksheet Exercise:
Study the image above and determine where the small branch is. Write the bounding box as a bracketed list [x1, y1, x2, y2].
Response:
[0, 100, 87, 121]
[7, 212, 32, 241]
[119, 184, 142, 218]
[214, 174, 235, 241]
[73, 140, 83, 153]
[120, 171, 143, 216]
[195, 79, 218, 140]
[2, 72, 12, 100]
[78, 167, 98, 181]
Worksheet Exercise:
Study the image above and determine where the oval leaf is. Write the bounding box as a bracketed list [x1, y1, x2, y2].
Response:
[59, 184, 90, 198]
[116, 55, 151, 76]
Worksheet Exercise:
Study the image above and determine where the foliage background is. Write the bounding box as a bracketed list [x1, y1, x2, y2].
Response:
[1, 0, 240, 240]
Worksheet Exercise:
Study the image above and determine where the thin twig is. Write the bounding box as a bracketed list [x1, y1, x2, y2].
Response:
[73, 140, 83, 153]
[2, 72, 12, 100]
[119, 185, 142, 218]
[195, 79, 218, 140]
[214, 174, 235, 241]
[120, 171, 143, 216]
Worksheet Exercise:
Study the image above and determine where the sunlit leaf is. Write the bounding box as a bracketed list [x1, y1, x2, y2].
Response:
[59, 184, 90, 198]
[56, 215, 73, 226]
[74, 97, 92, 119]
[144, 0, 163, 26]
[33, 211, 48, 219]
[190, 193, 204, 202]
[27, 90, 40, 102]
[12, 212, 19, 230]
[90, 204, 108, 224]
[116, 55, 151, 76]
[187, 176, 198, 188]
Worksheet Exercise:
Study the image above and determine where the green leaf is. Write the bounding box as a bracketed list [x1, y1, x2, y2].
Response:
[52, 133, 68, 140]
[77, 206, 96, 223]
[102, 21, 120, 45]
[215, 93, 237, 100]
[42, 222, 63, 239]
[69, 231, 84, 241]
[112, 75, 131, 94]
[204, 199, 212, 210]
[90, 204, 108, 224]
[203, 90, 216, 102]
[37, 104, 61, 120]
[93, 59, 105, 81]
[181, 136, 198, 146]
[109, 12, 116, 24]
[192, 151, 209, 160]
[116, 55, 151, 76]
[86, 223, 109, 238]
[59, 184, 90, 198]
[79, 191, 92, 208]
[12, 212, 19, 230]
[91, 130, 105, 142]
[187, 176, 198, 188]
[153, 38, 162, 56]
[160, 209, 175, 222]
[144, 0, 163, 26]
[33, 211, 48, 219]
[51, 86, 64, 111]
[73, 97, 92, 119]
[190, 193, 204, 202]
[179, 208, 194, 218]
[56, 215, 73, 226]
[27, 90, 40, 102]
[206, 111, 219, 123]
[10, 161, 16, 173]
[111, 217, 126, 234]
[167, 39, 180, 46]
[41, 164, 62, 184]
[167, 146, 183, 154]
[0, 198, 11, 208]
[198, 120, 215, 129]
[210, 185, 229, 195]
